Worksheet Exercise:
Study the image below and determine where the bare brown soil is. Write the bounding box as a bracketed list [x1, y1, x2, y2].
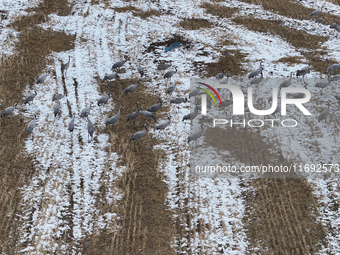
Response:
[81, 77, 175, 254]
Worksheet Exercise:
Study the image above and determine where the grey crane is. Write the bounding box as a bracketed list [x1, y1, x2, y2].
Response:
[105, 105, 122, 128]
[26, 114, 36, 134]
[154, 116, 171, 137]
[87, 117, 94, 142]
[166, 84, 176, 95]
[219, 73, 229, 84]
[103, 72, 118, 82]
[279, 72, 293, 88]
[318, 103, 330, 127]
[220, 98, 233, 116]
[24, 90, 37, 106]
[310, 6, 324, 16]
[139, 110, 156, 121]
[182, 105, 198, 122]
[97, 92, 111, 106]
[61, 56, 70, 77]
[335, 94, 340, 105]
[296, 68, 310, 79]
[326, 58, 340, 75]
[1, 103, 17, 118]
[36, 71, 50, 84]
[315, 80, 331, 95]
[328, 74, 340, 82]
[293, 84, 308, 99]
[315, 16, 324, 24]
[52, 93, 64, 102]
[147, 97, 162, 118]
[171, 97, 187, 113]
[53, 100, 61, 117]
[124, 79, 140, 95]
[330, 22, 340, 37]
[248, 61, 263, 79]
[126, 102, 142, 129]
[137, 59, 144, 77]
[112, 55, 128, 71]
[80, 102, 93, 118]
[164, 67, 177, 80]
[157, 62, 172, 72]
[188, 88, 201, 98]
[216, 68, 225, 80]
[250, 70, 264, 91]
[130, 124, 148, 144]
[170, 97, 187, 104]
[297, 60, 312, 77]
[330, 22, 338, 28]
[187, 123, 204, 149]
[68, 113, 75, 134]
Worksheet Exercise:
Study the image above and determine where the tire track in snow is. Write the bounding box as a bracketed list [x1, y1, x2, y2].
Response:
[19, 12, 125, 253]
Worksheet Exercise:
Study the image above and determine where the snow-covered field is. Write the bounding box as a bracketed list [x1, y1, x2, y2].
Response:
[1, 0, 340, 253]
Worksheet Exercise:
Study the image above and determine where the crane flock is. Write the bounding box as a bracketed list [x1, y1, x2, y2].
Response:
[1, 3, 339, 149]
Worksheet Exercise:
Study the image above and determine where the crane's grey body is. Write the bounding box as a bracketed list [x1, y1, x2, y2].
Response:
[24, 90, 37, 105]
[147, 97, 162, 113]
[279, 72, 293, 88]
[157, 63, 171, 71]
[318, 103, 330, 126]
[330, 22, 340, 32]
[1, 103, 17, 118]
[52, 93, 64, 101]
[137, 60, 144, 77]
[61, 56, 70, 76]
[216, 68, 225, 80]
[103, 72, 118, 81]
[221, 99, 232, 107]
[170, 97, 187, 104]
[310, 9, 322, 16]
[248, 62, 263, 79]
[188, 124, 204, 143]
[139, 110, 156, 120]
[326, 59, 340, 75]
[80, 102, 92, 118]
[112, 55, 128, 70]
[124, 80, 140, 94]
[296, 61, 311, 78]
[26, 115, 36, 134]
[328, 74, 340, 82]
[189, 88, 201, 98]
[154, 116, 171, 131]
[164, 68, 177, 80]
[316, 80, 331, 89]
[296, 69, 310, 78]
[219, 74, 229, 84]
[127, 102, 142, 128]
[68, 113, 75, 133]
[315, 17, 324, 23]
[130, 124, 148, 142]
[87, 117, 94, 141]
[250, 71, 263, 91]
[36, 73, 49, 84]
[182, 106, 198, 121]
[53, 100, 61, 117]
[97, 92, 110, 106]
[105, 105, 122, 127]
[166, 84, 176, 95]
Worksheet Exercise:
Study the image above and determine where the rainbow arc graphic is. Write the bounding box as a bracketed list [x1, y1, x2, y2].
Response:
[195, 82, 222, 106]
